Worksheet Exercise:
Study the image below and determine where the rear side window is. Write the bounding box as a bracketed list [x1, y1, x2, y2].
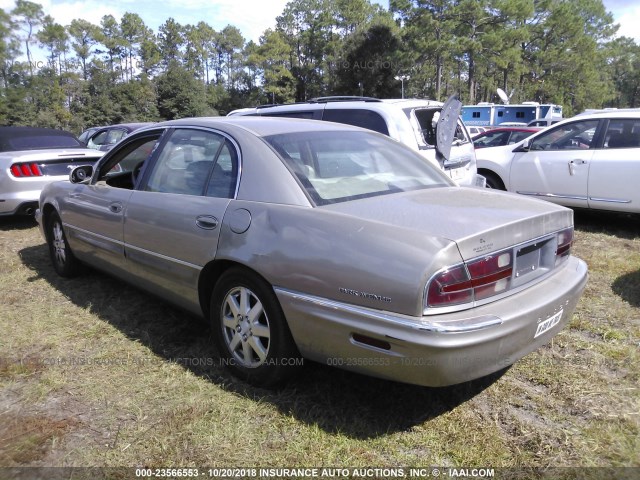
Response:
[261, 111, 316, 119]
[322, 109, 389, 136]
[604, 119, 640, 149]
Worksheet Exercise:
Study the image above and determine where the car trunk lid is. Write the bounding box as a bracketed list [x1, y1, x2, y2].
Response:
[321, 187, 572, 262]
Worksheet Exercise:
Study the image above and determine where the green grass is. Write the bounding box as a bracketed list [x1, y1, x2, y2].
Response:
[0, 210, 638, 469]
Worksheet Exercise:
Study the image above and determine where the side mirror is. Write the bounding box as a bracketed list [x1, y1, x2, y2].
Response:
[69, 165, 94, 184]
[512, 139, 530, 153]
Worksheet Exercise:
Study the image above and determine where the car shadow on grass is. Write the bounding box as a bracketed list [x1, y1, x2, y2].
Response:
[0, 216, 38, 231]
[573, 209, 640, 240]
[19, 243, 505, 439]
[612, 270, 640, 307]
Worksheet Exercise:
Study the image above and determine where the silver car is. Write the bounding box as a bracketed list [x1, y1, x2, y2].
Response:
[0, 127, 104, 216]
[36, 117, 588, 388]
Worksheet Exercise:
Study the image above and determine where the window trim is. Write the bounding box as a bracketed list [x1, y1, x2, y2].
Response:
[93, 128, 168, 185]
[136, 126, 243, 199]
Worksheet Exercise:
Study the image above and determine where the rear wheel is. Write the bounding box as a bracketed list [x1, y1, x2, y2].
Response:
[47, 211, 81, 277]
[210, 267, 301, 388]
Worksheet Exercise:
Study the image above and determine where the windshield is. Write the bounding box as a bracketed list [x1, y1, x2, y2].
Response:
[264, 130, 452, 206]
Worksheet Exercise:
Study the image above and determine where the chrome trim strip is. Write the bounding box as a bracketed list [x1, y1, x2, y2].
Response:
[589, 196, 631, 204]
[65, 223, 124, 247]
[66, 223, 204, 271]
[125, 243, 203, 271]
[516, 191, 588, 201]
[275, 288, 503, 333]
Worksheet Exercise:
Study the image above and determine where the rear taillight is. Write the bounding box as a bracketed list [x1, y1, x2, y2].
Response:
[427, 264, 473, 307]
[427, 228, 574, 310]
[10, 163, 43, 177]
[555, 227, 573, 265]
[427, 248, 514, 308]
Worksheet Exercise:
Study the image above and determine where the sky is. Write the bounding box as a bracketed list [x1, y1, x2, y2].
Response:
[0, 0, 638, 61]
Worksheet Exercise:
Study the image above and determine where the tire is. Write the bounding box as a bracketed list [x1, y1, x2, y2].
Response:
[483, 171, 506, 190]
[47, 211, 82, 278]
[210, 267, 301, 388]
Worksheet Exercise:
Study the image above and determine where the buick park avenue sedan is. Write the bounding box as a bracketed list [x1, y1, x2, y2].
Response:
[37, 116, 588, 388]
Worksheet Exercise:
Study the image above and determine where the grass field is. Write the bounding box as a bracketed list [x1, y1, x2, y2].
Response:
[0, 210, 638, 476]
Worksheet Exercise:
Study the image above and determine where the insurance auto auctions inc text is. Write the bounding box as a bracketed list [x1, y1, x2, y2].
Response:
[199, 467, 495, 478]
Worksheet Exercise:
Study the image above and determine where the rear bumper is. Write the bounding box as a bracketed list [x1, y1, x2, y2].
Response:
[0, 198, 39, 216]
[0, 176, 56, 215]
[276, 256, 588, 387]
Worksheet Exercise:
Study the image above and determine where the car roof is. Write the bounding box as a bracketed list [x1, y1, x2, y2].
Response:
[228, 97, 444, 116]
[572, 109, 640, 119]
[0, 126, 77, 138]
[93, 122, 154, 132]
[380, 98, 443, 108]
[479, 127, 540, 132]
[155, 116, 369, 137]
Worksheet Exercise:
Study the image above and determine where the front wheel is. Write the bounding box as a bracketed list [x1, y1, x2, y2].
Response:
[47, 211, 81, 277]
[482, 171, 506, 190]
[210, 267, 301, 388]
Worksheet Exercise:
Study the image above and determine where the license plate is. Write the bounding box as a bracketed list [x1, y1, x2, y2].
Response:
[534, 309, 563, 338]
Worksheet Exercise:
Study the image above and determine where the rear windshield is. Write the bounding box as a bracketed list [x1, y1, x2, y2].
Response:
[1, 134, 82, 151]
[264, 130, 451, 206]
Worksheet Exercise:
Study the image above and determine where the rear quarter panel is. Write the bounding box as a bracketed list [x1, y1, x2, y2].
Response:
[216, 200, 461, 317]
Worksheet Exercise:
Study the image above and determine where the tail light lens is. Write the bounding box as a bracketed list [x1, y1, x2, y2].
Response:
[427, 249, 513, 308]
[427, 265, 474, 307]
[10, 163, 43, 177]
[427, 228, 572, 309]
[555, 227, 573, 265]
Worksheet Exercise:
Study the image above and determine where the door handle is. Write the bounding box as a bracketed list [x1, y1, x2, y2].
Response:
[195, 215, 219, 230]
[109, 202, 123, 213]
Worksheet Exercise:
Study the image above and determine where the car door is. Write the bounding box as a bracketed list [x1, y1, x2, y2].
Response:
[62, 131, 164, 275]
[123, 127, 239, 313]
[509, 119, 600, 208]
[587, 118, 640, 213]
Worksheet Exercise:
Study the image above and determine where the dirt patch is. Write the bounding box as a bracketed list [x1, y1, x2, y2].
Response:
[0, 413, 79, 466]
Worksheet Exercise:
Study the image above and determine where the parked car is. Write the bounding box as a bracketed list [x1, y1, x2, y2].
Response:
[466, 126, 489, 137]
[84, 123, 154, 151]
[473, 127, 540, 149]
[229, 96, 483, 187]
[476, 111, 640, 213]
[78, 126, 103, 145]
[527, 118, 561, 127]
[0, 127, 104, 216]
[37, 117, 587, 388]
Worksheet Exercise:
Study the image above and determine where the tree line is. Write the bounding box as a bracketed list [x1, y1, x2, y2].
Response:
[0, 0, 638, 133]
